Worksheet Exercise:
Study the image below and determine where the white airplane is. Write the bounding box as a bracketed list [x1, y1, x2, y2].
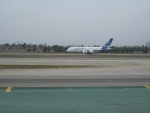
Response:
[66, 38, 113, 54]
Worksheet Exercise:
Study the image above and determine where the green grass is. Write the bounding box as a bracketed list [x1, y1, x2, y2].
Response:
[0, 53, 150, 58]
[0, 65, 89, 69]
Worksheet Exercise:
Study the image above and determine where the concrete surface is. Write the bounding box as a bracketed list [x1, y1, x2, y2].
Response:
[0, 58, 150, 87]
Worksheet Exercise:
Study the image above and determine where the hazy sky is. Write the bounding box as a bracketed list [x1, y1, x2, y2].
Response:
[0, 0, 150, 46]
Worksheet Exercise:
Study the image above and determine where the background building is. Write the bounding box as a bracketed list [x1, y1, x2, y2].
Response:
[146, 42, 150, 47]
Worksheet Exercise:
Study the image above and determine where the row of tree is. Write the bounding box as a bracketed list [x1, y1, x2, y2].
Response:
[0, 43, 69, 53]
[111, 46, 149, 53]
[0, 43, 149, 53]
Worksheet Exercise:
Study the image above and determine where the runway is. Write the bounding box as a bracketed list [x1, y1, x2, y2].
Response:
[0, 57, 150, 87]
[1, 75, 150, 87]
[0, 58, 150, 66]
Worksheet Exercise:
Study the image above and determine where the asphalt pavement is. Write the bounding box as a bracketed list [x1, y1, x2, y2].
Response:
[0, 87, 150, 113]
[0, 76, 150, 87]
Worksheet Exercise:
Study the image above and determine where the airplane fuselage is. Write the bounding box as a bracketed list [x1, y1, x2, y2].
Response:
[67, 47, 102, 53]
[66, 38, 113, 54]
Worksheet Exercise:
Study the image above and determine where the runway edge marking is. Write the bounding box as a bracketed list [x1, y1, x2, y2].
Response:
[5, 86, 12, 93]
[145, 85, 150, 90]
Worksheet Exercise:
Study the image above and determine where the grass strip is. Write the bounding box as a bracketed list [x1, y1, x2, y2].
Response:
[0, 65, 89, 69]
[0, 54, 150, 58]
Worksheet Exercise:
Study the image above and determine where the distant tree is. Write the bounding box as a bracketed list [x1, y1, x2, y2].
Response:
[33, 48, 36, 52]
[142, 46, 148, 53]
[44, 43, 47, 47]
[52, 45, 59, 52]
[43, 47, 47, 52]
[38, 44, 43, 49]
[22, 43, 27, 49]
[33, 44, 37, 48]
[27, 48, 31, 52]
[4, 43, 10, 47]
[1, 42, 149, 53]
[47, 46, 51, 52]
[129, 47, 134, 53]
[12, 43, 16, 47]
[111, 46, 119, 53]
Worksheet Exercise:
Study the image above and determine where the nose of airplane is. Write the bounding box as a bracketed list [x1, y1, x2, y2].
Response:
[66, 48, 69, 52]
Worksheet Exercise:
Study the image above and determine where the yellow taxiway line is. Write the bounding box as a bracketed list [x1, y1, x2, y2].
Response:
[145, 85, 150, 90]
[5, 86, 12, 92]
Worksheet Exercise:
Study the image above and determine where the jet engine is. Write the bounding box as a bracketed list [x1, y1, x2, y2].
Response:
[82, 50, 94, 54]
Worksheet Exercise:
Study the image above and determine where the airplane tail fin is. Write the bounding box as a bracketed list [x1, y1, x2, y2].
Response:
[101, 38, 113, 51]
